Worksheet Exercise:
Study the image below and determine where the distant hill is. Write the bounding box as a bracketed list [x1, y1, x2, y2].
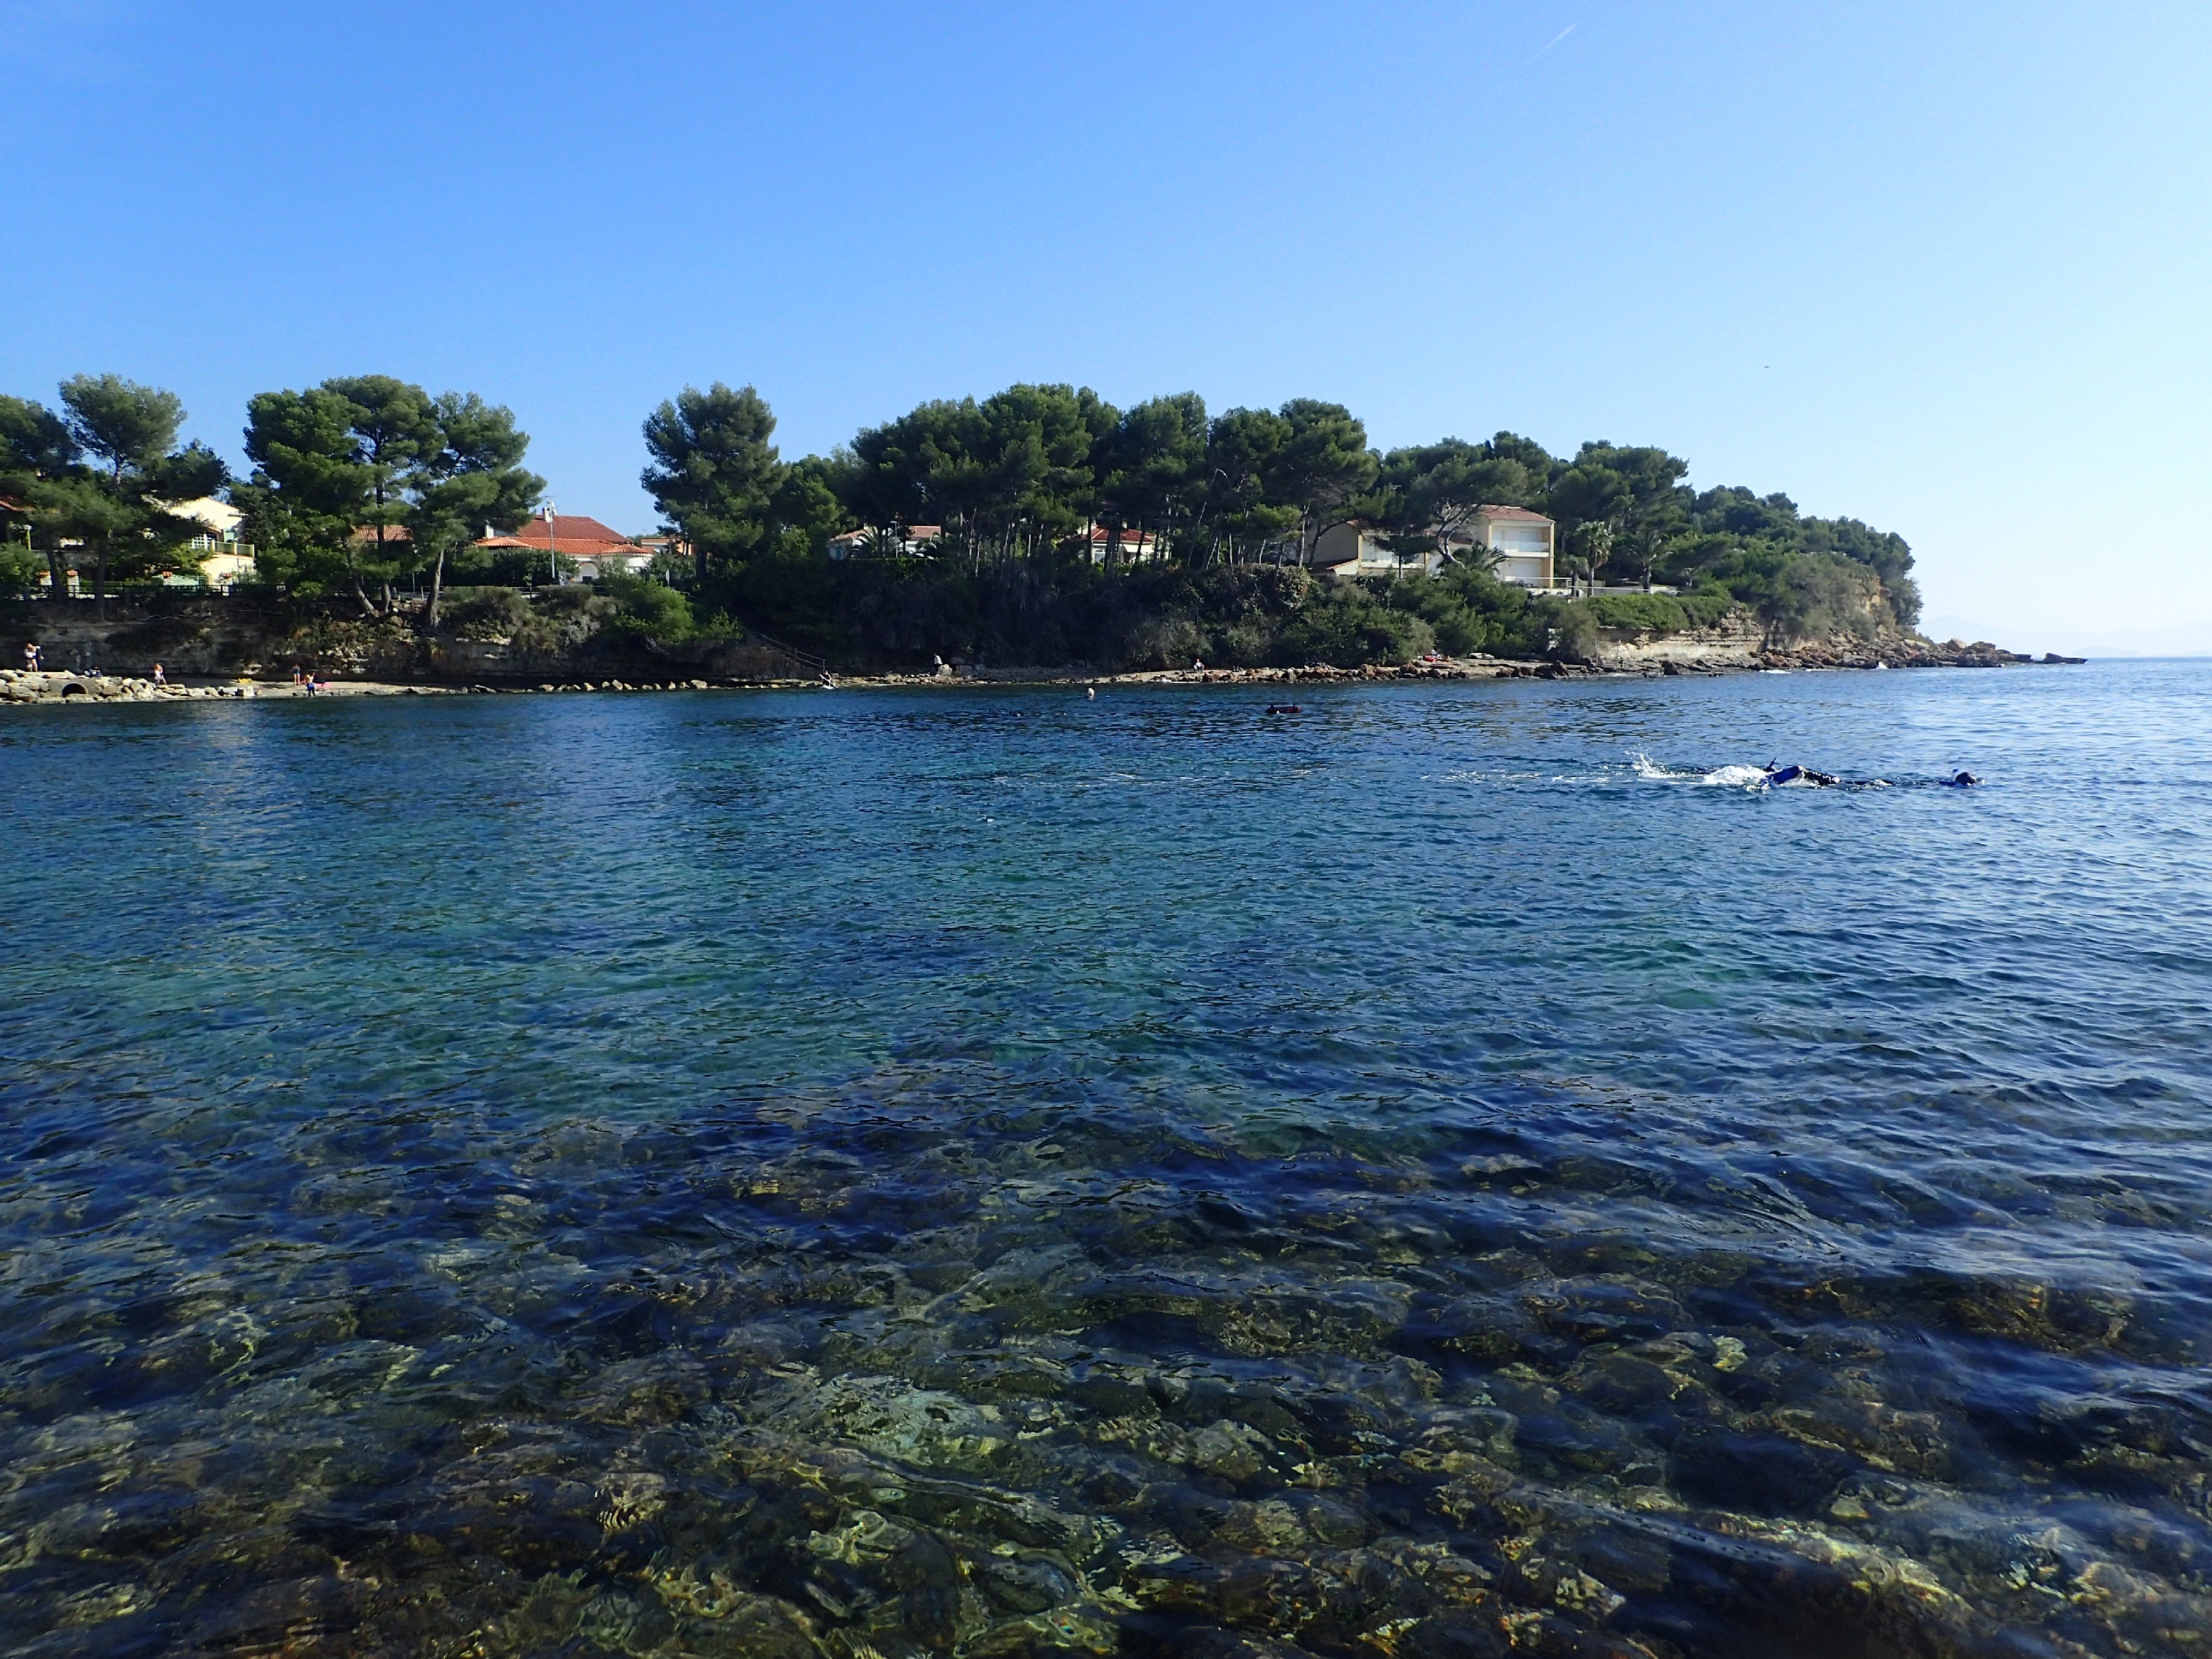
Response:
[1923, 615, 2212, 658]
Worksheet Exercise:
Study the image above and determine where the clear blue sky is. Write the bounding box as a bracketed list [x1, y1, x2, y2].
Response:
[6, 1, 2207, 647]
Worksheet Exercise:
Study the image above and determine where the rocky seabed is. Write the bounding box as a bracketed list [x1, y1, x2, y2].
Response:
[3, 1099, 2206, 1659]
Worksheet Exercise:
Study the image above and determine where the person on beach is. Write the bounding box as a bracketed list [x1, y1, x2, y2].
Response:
[152, 663, 165, 686]
[23, 642, 40, 671]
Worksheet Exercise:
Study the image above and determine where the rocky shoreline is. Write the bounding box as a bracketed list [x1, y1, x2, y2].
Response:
[0, 669, 782, 706]
[1, 599, 2081, 710]
[1, 638, 2081, 709]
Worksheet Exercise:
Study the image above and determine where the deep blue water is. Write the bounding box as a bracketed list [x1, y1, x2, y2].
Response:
[2, 662, 2209, 1658]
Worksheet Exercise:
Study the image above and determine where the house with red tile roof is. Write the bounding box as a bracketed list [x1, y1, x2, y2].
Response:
[474, 511, 652, 580]
[1080, 525, 1165, 564]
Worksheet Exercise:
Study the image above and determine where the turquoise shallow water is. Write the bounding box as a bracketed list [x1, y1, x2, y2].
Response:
[2, 663, 2210, 1658]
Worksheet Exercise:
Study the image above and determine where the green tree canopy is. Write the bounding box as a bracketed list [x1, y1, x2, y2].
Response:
[1544, 464, 1633, 586]
[235, 375, 453, 614]
[1203, 407, 1299, 561]
[235, 386, 368, 601]
[53, 374, 228, 610]
[1482, 431, 1558, 478]
[1676, 485, 1918, 623]
[642, 383, 786, 586]
[1093, 392, 1207, 564]
[0, 394, 82, 485]
[0, 394, 83, 595]
[1268, 398, 1379, 566]
[976, 382, 1111, 562]
[770, 454, 855, 556]
[1374, 438, 1543, 567]
[409, 393, 544, 623]
[320, 374, 440, 608]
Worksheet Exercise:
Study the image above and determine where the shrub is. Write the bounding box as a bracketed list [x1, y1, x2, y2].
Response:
[1587, 593, 1692, 635]
[1125, 613, 1209, 669]
[597, 573, 696, 643]
[1548, 600, 1602, 661]
[1220, 622, 1271, 667]
[1275, 583, 1434, 666]
[1380, 569, 1555, 659]
[1883, 573, 1923, 630]
[1, 538, 46, 598]
[483, 548, 577, 586]
[1680, 584, 1736, 628]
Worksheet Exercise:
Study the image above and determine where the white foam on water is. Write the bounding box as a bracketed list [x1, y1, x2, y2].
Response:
[1700, 763, 1772, 788]
[1630, 750, 1692, 780]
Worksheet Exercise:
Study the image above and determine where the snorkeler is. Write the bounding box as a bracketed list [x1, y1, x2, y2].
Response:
[1759, 763, 1840, 788]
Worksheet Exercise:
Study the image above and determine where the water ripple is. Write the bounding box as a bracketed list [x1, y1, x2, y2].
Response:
[1, 664, 2209, 1656]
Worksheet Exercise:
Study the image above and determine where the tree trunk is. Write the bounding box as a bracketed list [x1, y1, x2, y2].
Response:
[95, 544, 108, 620]
[344, 545, 381, 618]
[424, 546, 448, 626]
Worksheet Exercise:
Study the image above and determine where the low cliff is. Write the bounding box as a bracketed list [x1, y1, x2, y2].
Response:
[1588, 612, 2045, 673]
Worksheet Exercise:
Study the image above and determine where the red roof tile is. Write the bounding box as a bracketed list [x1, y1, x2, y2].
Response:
[1473, 504, 1552, 525]
[479, 514, 633, 550]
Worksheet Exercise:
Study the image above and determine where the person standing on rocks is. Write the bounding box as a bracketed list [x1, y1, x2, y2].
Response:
[22, 642, 39, 672]
[152, 663, 165, 686]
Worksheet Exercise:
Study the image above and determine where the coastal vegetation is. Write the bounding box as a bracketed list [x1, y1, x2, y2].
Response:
[0, 377, 226, 612]
[3, 374, 1923, 669]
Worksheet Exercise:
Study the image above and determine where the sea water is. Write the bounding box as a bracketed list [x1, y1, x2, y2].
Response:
[1, 662, 2209, 1657]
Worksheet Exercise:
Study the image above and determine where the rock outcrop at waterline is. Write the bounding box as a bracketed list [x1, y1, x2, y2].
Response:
[3, 670, 173, 703]
[1, 597, 824, 689]
[3, 596, 2068, 698]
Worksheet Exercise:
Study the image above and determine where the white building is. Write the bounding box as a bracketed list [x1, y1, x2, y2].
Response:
[1465, 505, 1556, 588]
[1312, 505, 1557, 588]
[168, 497, 257, 590]
[827, 524, 943, 560]
[1310, 525, 1447, 579]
